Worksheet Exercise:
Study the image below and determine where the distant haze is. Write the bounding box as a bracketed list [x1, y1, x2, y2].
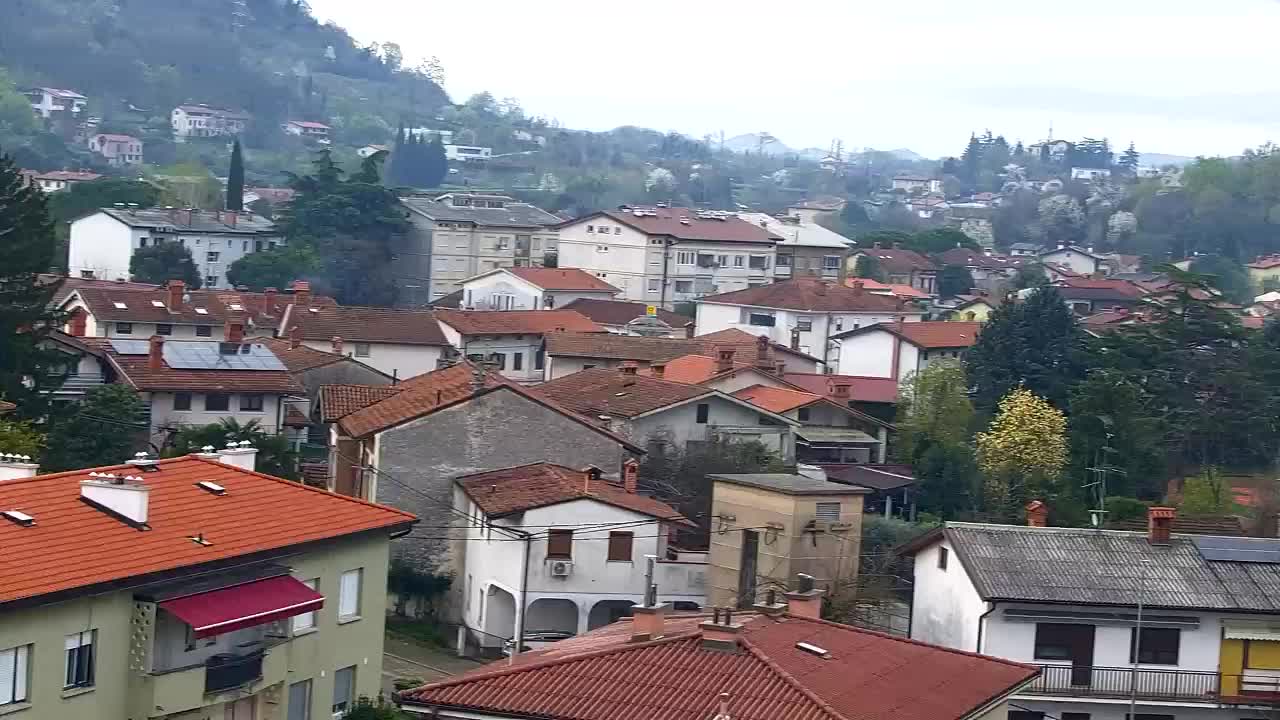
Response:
[307, 0, 1280, 160]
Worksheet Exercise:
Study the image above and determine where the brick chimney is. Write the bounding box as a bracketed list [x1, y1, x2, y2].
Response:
[684, 323, 695, 339]
[755, 335, 770, 368]
[1026, 500, 1048, 527]
[1148, 506, 1175, 545]
[620, 361, 639, 375]
[581, 465, 602, 493]
[850, 279, 864, 296]
[623, 458, 639, 493]
[784, 573, 825, 619]
[263, 286, 278, 314]
[224, 316, 245, 343]
[699, 607, 744, 652]
[331, 336, 344, 355]
[289, 325, 301, 349]
[832, 382, 850, 399]
[166, 280, 185, 311]
[716, 348, 735, 374]
[650, 362, 666, 379]
[292, 280, 312, 306]
[790, 327, 801, 351]
[225, 211, 237, 228]
[148, 335, 164, 370]
[631, 603, 667, 642]
[0, 453, 38, 481]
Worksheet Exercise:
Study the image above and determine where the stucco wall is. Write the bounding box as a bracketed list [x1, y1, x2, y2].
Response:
[909, 539, 987, 652]
[300, 340, 443, 381]
[68, 213, 135, 282]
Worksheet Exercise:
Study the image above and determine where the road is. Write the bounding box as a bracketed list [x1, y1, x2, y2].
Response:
[380, 634, 489, 695]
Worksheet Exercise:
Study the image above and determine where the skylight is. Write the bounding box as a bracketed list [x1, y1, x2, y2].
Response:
[196, 480, 226, 495]
[194, 308, 209, 315]
[308, 307, 319, 313]
[229, 303, 244, 311]
[2, 510, 34, 527]
[113, 301, 128, 309]
[795, 642, 829, 657]
[151, 300, 165, 307]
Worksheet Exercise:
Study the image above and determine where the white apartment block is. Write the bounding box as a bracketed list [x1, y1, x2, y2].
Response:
[171, 105, 250, 140]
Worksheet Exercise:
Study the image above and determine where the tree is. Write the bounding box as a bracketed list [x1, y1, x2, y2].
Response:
[130, 243, 202, 288]
[975, 387, 1068, 519]
[964, 286, 1085, 416]
[1038, 194, 1086, 247]
[422, 135, 448, 188]
[168, 418, 298, 479]
[43, 385, 148, 471]
[1187, 254, 1250, 304]
[226, 244, 320, 291]
[853, 253, 886, 282]
[895, 362, 979, 518]
[0, 419, 43, 458]
[1012, 262, 1048, 290]
[341, 696, 411, 719]
[0, 69, 37, 137]
[226, 140, 245, 212]
[1118, 142, 1140, 178]
[937, 265, 975, 297]
[0, 150, 66, 417]
[909, 228, 980, 254]
[1180, 467, 1236, 514]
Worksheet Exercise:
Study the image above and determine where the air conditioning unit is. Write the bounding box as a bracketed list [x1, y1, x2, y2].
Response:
[550, 560, 573, 577]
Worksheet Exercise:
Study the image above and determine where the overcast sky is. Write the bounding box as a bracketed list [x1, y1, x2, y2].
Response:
[306, 0, 1280, 159]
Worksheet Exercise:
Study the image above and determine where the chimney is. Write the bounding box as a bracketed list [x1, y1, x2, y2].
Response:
[178, 208, 193, 226]
[623, 458, 639, 493]
[471, 363, 487, 394]
[0, 453, 38, 481]
[651, 362, 666, 379]
[789, 326, 800, 351]
[581, 465, 602, 492]
[850, 279, 864, 296]
[631, 603, 667, 642]
[872, 242, 882, 249]
[225, 211, 237, 228]
[194, 445, 220, 460]
[289, 325, 301, 349]
[218, 440, 258, 471]
[263, 286, 278, 314]
[81, 472, 150, 527]
[167, 279, 185, 311]
[699, 607, 744, 651]
[832, 383, 850, 399]
[784, 573, 825, 619]
[892, 241, 903, 250]
[620, 361, 639, 375]
[331, 336, 344, 355]
[224, 317, 245, 343]
[774, 360, 786, 376]
[148, 335, 164, 370]
[711, 693, 732, 720]
[292, 280, 312, 306]
[755, 335, 770, 367]
[716, 348, 735, 374]
[1025, 500, 1048, 527]
[752, 588, 788, 617]
[685, 323, 695, 339]
[1148, 506, 1175, 545]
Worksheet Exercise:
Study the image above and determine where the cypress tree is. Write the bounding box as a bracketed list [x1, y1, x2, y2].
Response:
[424, 136, 448, 188]
[226, 139, 245, 212]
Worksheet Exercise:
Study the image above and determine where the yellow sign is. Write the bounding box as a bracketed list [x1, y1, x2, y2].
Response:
[645, 305, 658, 317]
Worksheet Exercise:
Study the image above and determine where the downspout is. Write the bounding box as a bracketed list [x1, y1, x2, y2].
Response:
[510, 527, 533, 665]
[660, 237, 673, 309]
[824, 311, 834, 367]
[976, 601, 998, 654]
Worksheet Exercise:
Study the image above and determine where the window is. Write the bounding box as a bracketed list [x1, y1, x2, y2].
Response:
[206, 251, 220, 262]
[534, 348, 545, 370]
[173, 392, 192, 411]
[733, 255, 745, 267]
[196, 325, 212, 337]
[139, 238, 148, 248]
[647, 279, 660, 293]
[823, 255, 841, 270]
[292, 580, 318, 633]
[586, 225, 595, 233]
[835, 317, 844, 331]
[776, 254, 792, 267]
[795, 318, 813, 332]
[339, 569, 362, 620]
[0, 645, 30, 706]
[240, 394, 264, 412]
[676, 251, 696, 266]
[1060, 714, 1091, 720]
[937, 547, 949, 570]
[1008, 713, 1045, 720]
[1130, 627, 1179, 665]
[695, 403, 710, 424]
[749, 255, 769, 269]
[512, 353, 524, 371]
[287, 679, 312, 720]
[815, 502, 841, 521]
[205, 393, 230, 412]
[649, 254, 662, 266]
[115, 322, 133, 335]
[489, 353, 507, 370]
[205, 275, 218, 287]
[716, 254, 728, 266]
[332, 666, 355, 715]
[1125, 715, 1174, 720]
[607, 532, 634, 562]
[354, 343, 371, 358]
[1034, 623, 1085, 661]
[547, 529, 573, 559]
[797, 407, 811, 422]
[156, 323, 173, 336]
[64, 630, 95, 689]
[748, 313, 776, 327]
[674, 280, 693, 293]
[80, 270, 96, 279]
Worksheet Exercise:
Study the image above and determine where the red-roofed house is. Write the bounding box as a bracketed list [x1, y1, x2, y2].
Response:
[0, 450, 414, 720]
[282, 120, 331, 142]
[21, 169, 102, 193]
[278, 303, 452, 380]
[435, 309, 606, 383]
[832, 321, 982, 379]
[399, 586, 1039, 720]
[457, 266, 620, 311]
[556, 206, 782, 305]
[732, 384, 891, 463]
[451, 462, 704, 650]
[848, 243, 939, 293]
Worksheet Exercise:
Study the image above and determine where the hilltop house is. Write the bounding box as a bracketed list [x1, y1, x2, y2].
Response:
[282, 120, 331, 142]
[87, 134, 143, 166]
[891, 175, 943, 193]
[23, 87, 86, 118]
[171, 104, 250, 139]
[21, 170, 101, 193]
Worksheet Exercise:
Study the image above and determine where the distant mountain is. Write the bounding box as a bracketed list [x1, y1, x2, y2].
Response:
[722, 133, 792, 155]
[886, 148, 926, 161]
[1141, 152, 1195, 168]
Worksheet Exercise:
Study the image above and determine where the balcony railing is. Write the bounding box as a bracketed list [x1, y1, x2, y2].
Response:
[204, 651, 264, 694]
[1026, 664, 1280, 707]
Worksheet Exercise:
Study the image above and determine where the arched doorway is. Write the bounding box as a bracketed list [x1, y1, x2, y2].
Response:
[525, 598, 578, 635]
[588, 600, 636, 630]
[483, 585, 516, 641]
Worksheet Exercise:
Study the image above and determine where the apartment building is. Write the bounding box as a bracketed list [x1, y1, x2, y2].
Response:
[738, 211, 853, 281]
[400, 193, 562, 305]
[87, 134, 143, 166]
[67, 207, 281, 288]
[0, 448, 414, 720]
[556, 206, 782, 307]
[170, 104, 250, 139]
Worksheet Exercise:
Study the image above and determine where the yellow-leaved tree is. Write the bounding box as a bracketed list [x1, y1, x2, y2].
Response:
[975, 387, 1067, 520]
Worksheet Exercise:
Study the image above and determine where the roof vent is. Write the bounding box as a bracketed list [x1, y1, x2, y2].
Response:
[196, 480, 226, 495]
[194, 307, 209, 315]
[795, 641, 830, 658]
[113, 301, 128, 309]
[127, 451, 161, 470]
[81, 473, 150, 529]
[151, 300, 165, 308]
[188, 532, 213, 547]
[1, 510, 34, 527]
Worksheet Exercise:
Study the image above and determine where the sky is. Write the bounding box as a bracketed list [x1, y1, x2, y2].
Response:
[306, 0, 1280, 159]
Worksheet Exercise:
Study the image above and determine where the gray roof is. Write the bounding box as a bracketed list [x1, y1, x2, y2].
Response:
[97, 208, 277, 235]
[402, 196, 560, 228]
[921, 523, 1280, 612]
[710, 473, 870, 496]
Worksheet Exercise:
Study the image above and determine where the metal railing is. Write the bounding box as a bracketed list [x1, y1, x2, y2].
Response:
[1026, 665, 1280, 707]
[204, 651, 264, 693]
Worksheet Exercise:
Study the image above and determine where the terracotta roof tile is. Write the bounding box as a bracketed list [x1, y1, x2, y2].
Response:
[700, 278, 915, 313]
[545, 333, 709, 362]
[458, 462, 689, 522]
[284, 406, 310, 427]
[318, 384, 403, 422]
[785, 373, 900, 404]
[834, 321, 982, 348]
[534, 368, 710, 418]
[0, 456, 414, 607]
[582, 206, 782, 244]
[252, 337, 351, 373]
[646, 354, 750, 384]
[694, 328, 823, 362]
[281, 304, 449, 346]
[66, 284, 334, 328]
[853, 247, 938, 274]
[841, 278, 932, 299]
[1249, 255, 1280, 270]
[559, 299, 691, 328]
[732, 384, 822, 413]
[1107, 514, 1247, 536]
[434, 309, 605, 335]
[88, 339, 303, 394]
[403, 612, 1037, 720]
[505, 267, 621, 292]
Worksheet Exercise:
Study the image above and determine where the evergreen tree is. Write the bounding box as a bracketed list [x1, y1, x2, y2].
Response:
[960, 133, 983, 185]
[423, 135, 448, 188]
[226, 139, 245, 212]
[130, 243, 203, 287]
[1118, 142, 1140, 178]
[0, 150, 66, 417]
[937, 264, 976, 297]
[42, 385, 148, 471]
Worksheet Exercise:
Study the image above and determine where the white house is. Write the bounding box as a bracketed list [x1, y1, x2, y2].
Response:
[457, 267, 619, 311]
[556, 206, 783, 307]
[23, 87, 86, 118]
[282, 120, 331, 142]
[453, 461, 705, 650]
[1071, 167, 1112, 182]
[171, 104, 250, 139]
[445, 145, 492, 162]
[831, 321, 982, 379]
[87, 133, 143, 166]
[22, 170, 101, 193]
[891, 175, 942, 193]
[277, 303, 453, 381]
[433, 309, 607, 383]
[1038, 245, 1105, 277]
[903, 508, 1280, 720]
[67, 207, 281, 288]
[58, 280, 296, 341]
[737, 211, 853, 281]
[694, 278, 924, 365]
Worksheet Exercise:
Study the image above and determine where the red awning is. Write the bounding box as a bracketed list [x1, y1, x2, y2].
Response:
[160, 575, 324, 638]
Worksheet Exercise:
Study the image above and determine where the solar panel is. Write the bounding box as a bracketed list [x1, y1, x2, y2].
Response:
[109, 339, 151, 355]
[161, 342, 287, 371]
[1193, 535, 1280, 564]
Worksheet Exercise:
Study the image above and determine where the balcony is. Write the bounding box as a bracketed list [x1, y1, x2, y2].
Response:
[204, 651, 264, 693]
[1025, 664, 1280, 707]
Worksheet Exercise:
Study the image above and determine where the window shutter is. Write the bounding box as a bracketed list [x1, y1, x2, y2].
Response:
[815, 502, 841, 521]
[547, 530, 573, 558]
[0, 648, 15, 705]
[12, 646, 25, 704]
[607, 532, 633, 562]
[339, 570, 361, 617]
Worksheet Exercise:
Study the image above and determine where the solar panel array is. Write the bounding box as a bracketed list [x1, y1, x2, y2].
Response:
[1193, 535, 1280, 564]
[109, 339, 151, 355]
[162, 342, 287, 371]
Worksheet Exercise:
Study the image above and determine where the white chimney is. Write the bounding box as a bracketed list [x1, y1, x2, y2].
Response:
[195, 444, 220, 460]
[218, 441, 258, 471]
[0, 454, 38, 481]
[80, 473, 150, 526]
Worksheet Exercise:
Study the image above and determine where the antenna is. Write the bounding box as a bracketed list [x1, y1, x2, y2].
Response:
[1083, 415, 1125, 527]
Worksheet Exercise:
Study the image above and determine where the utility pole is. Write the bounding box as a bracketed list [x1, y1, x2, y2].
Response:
[1129, 560, 1149, 718]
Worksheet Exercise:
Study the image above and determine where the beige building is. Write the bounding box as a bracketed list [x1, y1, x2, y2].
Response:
[0, 447, 414, 720]
[707, 472, 867, 608]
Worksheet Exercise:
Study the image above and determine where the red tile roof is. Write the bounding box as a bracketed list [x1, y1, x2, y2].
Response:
[936, 247, 1022, 270]
[281, 304, 449, 346]
[646, 354, 755, 384]
[842, 278, 932, 299]
[67, 285, 334, 328]
[1249, 254, 1280, 270]
[853, 247, 937, 274]
[694, 328, 823, 363]
[504, 267, 621, 292]
[534, 368, 712, 418]
[560, 298, 692, 328]
[732, 384, 823, 413]
[583, 206, 782, 244]
[88, 339, 303, 394]
[700, 278, 914, 313]
[287, 120, 331, 129]
[25, 170, 102, 183]
[252, 336, 357, 374]
[0, 455, 415, 607]
[402, 611, 1037, 720]
[785, 373, 900, 404]
[318, 384, 402, 422]
[835, 321, 982, 348]
[1056, 277, 1147, 296]
[458, 462, 690, 523]
[434, 309, 605, 335]
[41, 275, 159, 306]
[544, 332, 708, 362]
